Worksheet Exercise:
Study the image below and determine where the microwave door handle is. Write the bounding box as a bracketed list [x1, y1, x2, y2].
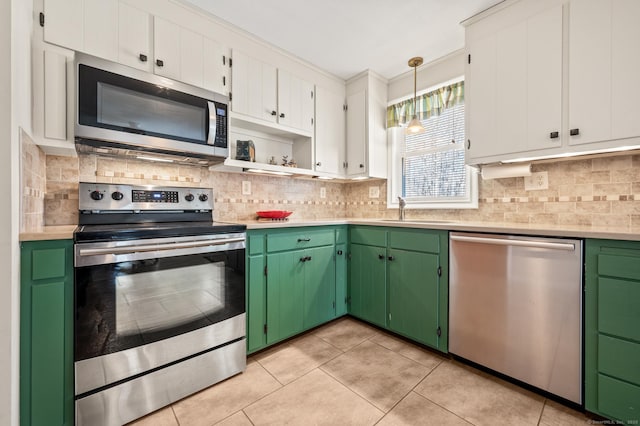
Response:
[206, 101, 217, 146]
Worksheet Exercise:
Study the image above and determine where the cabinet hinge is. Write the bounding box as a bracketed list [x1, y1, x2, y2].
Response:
[437, 266, 442, 277]
[347, 252, 352, 260]
[343, 161, 348, 169]
[263, 324, 268, 334]
[229, 92, 233, 102]
[343, 104, 348, 111]
[388, 313, 392, 321]
[311, 117, 314, 126]
[311, 91, 314, 99]
[229, 58, 233, 67]
[222, 55, 226, 66]
[264, 265, 268, 276]
[346, 296, 351, 305]
[223, 76, 226, 86]
[467, 54, 471, 64]
[332, 301, 336, 309]
[437, 326, 442, 337]
[39, 12, 45, 27]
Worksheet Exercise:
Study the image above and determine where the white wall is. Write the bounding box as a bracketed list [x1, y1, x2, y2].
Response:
[3, 0, 32, 424]
[387, 49, 465, 103]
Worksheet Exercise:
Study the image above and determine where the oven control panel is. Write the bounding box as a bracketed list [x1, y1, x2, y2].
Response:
[79, 183, 214, 211]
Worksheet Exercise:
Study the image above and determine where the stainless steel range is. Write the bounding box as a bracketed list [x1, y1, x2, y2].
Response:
[73, 182, 246, 426]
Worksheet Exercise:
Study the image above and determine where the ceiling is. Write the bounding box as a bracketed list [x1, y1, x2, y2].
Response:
[181, 0, 503, 80]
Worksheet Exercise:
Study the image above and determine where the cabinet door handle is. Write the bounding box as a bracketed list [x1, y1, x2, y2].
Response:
[139, 53, 148, 62]
[388, 256, 395, 261]
[359, 164, 364, 168]
[279, 113, 285, 118]
[156, 59, 164, 67]
[467, 139, 471, 150]
[337, 250, 343, 255]
[549, 131, 559, 139]
[570, 128, 580, 136]
[300, 256, 307, 262]
[316, 162, 322, 167]
[306, 256, 312, 262]
[271, 110, 277, 116]
[378, 254, 385, 260]
[297, 238, 311, 242]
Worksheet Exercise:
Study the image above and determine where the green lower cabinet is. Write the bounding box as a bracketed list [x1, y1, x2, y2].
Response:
[246, 255, 266, 353]
[303, 245, 336, 329]
[585, 239, 640, 424]
[335, 243, 348, 317]
[20, 239, 74, 426]
[348, 243, 387, 328]
[266, 250, 306, 344]
[388, 248, 439, 347]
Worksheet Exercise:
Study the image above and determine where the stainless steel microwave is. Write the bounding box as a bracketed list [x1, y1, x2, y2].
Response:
[75, 54, 228, 165]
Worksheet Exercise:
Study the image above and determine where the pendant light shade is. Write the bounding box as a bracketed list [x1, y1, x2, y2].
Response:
[406, 56, 425, 135]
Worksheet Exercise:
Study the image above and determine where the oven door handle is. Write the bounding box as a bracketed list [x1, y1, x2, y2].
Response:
[78, 237, 245, 257]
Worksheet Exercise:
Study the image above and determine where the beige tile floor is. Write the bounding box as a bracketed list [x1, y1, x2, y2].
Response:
[130, 317, 596, 426]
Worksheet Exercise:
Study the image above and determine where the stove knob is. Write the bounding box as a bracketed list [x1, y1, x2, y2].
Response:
[185, 194, 195, 202]
[111, 191, 124, 201]
[199, 194, 209, 202]
[90, 190, 104, 201]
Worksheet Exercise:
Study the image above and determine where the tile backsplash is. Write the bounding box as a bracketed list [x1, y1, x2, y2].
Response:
[20, 130, 46, 232]
[21, 146, 640, 231]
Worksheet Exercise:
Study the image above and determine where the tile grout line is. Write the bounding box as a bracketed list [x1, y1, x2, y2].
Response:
[536, 399, 548, 426]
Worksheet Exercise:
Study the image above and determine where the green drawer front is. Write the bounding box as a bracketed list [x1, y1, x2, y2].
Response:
[598, 253, 640, 281]
[598, 277, 640, 342]
[267, 229, 335, 252]
[248, 232, 266, 256]
[388, 230, 440, 253]
[598, 374, 640, 423]
[350, 226, 386, 247]
[599, 335, 640, 386]
[32, 248, 67, 281]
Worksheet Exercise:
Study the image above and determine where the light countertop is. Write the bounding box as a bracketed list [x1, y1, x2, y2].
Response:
[19, 220, 640, 242]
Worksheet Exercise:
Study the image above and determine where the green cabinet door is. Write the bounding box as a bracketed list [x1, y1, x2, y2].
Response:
[303, 245, 336, 329]
[388, 248, 440, 347]
[335, 243, 348, 317]
[349, 243, 387, 328]
[266, 250, 305, 344]
[20, 239, 74, 426]
[247, 255, 266, 353]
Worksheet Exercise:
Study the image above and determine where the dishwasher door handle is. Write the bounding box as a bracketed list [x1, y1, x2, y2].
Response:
[450, 235, 575, 251]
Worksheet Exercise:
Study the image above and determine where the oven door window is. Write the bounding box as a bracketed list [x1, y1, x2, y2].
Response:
[75, 250, 245, 361]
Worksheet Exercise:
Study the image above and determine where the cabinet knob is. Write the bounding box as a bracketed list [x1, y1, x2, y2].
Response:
[316, 162, 322, 167]
[300, 257, 306, 262]
[139, 54, 148, 62]
[279, 113, 285, 118]
[337, 250, 343, 255]
[570, 128, 580, 136]
[378, 254, 385, 260]
[549, 131, 559, 139]
[467, 139, 471, 150]
[359, 164, 364, 168]
[271, 110, 277, 116]
[388, 256, 395, 261]
[156, 59, 164, 67]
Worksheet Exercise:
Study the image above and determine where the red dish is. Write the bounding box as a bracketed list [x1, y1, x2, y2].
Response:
[256, 210, 293, 219]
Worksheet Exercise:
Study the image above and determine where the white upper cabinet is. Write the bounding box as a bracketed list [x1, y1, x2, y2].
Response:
[117, 2, 152, 72]
[153, 17, 181, 80]
[345, 71, 388, 178]
[465, 2, 562, 163]
[315, 86, 346, 176]
[231, 50, 314, 135]
[203, 38, 230, 95]
[43, 0, 118, 61]
[568, 0, 640, 146]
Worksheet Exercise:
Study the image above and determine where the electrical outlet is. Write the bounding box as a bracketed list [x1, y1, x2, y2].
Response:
[320, 187, 326, 199]
[524, 171, 548, 191]
[242, 181, 251, 195]
[369, 186, 380, 198]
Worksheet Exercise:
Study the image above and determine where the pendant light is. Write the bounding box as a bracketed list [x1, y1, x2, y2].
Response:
[406, 56, 425, 134]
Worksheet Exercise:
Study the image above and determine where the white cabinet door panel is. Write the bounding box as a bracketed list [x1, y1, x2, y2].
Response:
[203, 38, 228, 95]
[43, 50, 68, 141]
[315, 87, 345, 175]
[180, 28, 204, 88]
[568, 0, 612, 145]
[118, 3, 152, 72]
[611, 0, 640, 141]
[84, 0, 118, 62]
[346, 90, 366, 176]
[43, 0, 84, 52]
[153, 17, 181, 80]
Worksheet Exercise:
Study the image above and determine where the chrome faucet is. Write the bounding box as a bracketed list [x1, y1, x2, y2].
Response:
[398, 196, 406, 221]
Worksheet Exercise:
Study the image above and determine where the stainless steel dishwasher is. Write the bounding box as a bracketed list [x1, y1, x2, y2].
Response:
[449, 232, 583, 404]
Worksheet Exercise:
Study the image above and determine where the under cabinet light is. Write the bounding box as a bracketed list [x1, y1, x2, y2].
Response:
[244, 168, 293, 177]
[136, 155, 174, 163]
[501, 144, 640, 164]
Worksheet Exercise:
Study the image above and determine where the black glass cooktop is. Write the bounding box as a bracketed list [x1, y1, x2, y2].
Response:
[74, 221, 246, 243]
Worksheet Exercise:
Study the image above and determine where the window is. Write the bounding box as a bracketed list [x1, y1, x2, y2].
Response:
[387, 79, 477, 209]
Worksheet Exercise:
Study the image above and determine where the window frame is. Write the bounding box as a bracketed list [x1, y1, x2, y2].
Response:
[386, 80, 478, 210]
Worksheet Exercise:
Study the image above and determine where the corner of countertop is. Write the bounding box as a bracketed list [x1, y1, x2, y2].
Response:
[20, 225, 77, 241]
